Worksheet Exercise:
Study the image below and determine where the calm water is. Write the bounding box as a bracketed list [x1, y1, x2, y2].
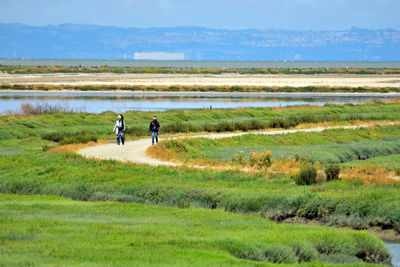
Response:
[0, 92, 391, 114]
[386, 243, 400, 267]
[1, 59, 400, 69]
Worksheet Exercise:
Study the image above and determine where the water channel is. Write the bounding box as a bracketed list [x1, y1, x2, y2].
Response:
[386, 242, 400, 267]
[1, 91, 398, 114]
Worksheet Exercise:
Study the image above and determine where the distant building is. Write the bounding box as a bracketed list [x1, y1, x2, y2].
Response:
[133, 52, 185, 60]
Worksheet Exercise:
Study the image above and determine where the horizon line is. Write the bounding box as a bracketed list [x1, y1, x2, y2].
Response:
[1, 22, 399, 32]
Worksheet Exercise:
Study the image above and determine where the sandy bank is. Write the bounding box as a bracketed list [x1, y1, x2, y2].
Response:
[1, 73, 400, 87]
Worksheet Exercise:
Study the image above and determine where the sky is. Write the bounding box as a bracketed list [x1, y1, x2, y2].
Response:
[0, 0, 399, 30]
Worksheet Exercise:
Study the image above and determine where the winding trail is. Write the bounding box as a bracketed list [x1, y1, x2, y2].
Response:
[78, 125, 373, 167]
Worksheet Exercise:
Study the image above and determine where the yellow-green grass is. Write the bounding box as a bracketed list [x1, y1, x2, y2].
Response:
[1, 104, 400, 249]
[1, 101, 400, 142]
[343, 154, 400, 170]
[1, 136, 400, 234]
[0, 194, 390, 266]
[157, 125, 400, 165]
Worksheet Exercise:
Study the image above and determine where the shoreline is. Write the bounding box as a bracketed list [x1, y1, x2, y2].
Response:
[2, 89, 400, 98]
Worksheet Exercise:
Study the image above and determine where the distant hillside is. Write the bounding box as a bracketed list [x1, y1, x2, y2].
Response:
[0, 23, 399, 60]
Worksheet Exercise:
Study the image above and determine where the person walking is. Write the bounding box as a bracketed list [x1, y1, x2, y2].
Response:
[113, 114, 126, 145]
[149, 115, 160, 145]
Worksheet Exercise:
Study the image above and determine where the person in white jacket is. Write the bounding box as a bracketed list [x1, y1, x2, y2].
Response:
[112, 114, 126, 145]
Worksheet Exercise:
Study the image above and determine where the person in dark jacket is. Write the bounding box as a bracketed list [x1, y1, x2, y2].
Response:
[149, 115, 160, 145]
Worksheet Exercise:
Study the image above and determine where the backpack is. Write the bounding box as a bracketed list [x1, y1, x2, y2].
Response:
[118, 115, 126, 132]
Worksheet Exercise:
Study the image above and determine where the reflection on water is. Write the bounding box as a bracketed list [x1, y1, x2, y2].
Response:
[386, 243, 400, 267]
[0, 95, 377, 113]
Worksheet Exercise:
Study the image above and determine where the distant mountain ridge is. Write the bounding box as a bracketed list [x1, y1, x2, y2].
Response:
[0, 23, 399, 61]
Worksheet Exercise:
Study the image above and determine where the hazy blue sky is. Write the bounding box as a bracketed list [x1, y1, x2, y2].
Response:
[1, 0, 399, 30]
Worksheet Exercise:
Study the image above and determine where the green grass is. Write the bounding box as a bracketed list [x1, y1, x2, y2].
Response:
[343, 154, 400, 170]
[1, 106, 400, 265]
[2, 101, 400, 141]
[0, 194, 390, 266]
[1, 136, 400, 234]
[160, 125, 400, 165]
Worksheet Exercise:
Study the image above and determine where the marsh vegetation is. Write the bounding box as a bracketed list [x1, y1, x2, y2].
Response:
[1, 101, 400, 265]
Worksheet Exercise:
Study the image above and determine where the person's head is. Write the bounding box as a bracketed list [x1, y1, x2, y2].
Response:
[153, 116, 157, 121]
[118, 115, 122, 120]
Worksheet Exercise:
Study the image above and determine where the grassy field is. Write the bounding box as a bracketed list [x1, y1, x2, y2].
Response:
[1, 103, 400, 265]
[1, 124, 400, 234]
[155, 125, 400, 166]
[2, 101, 400, 142]
[0, 194, 390, 266]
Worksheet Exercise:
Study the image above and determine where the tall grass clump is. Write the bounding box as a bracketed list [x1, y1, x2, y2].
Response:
[20, 103, 80, 115]
[248, 150, 272, 170]
[232, 149, 272, 170]
[162, 121, 200, 133]
[295, 163, 317, 185]
[325, 165, 340, 181]
[42, 130, 98, 145]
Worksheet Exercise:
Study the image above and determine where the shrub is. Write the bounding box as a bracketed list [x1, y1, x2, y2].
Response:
[248, 150, 272, 170]
[247, 119, 267, 130]
[177, 198, 190, 209]
[290, 242, 318, 262]
[263, 243, 299, 264]
[295, 163, 317, 185]
[294, 152, 308, 162]
[215, 121, 235, 132]
[60, 135, 97, 145]
[234, 121, 250, 132]
[231, 151, 246, 166]
[125, 126, 147, 136]
[41, 145, 52, 151]
[231, 243, 298, 264]
[325, 165, 340, 181]
[42, 131, 98, 145]
[20, 103, 77, 115]
[162, 121, 199, 133]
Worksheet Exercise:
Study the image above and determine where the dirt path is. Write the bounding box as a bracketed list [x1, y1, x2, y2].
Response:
[78, 125, 371, 166]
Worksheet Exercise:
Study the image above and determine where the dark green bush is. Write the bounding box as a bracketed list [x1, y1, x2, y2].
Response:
[290, 242, 318, 262]
[295, 164, 317, 185]
[42, 131, 98, 145]
[125, 126, 147, 136]
[215, 121, 235, 132]
[162, 121, 199, 133]
[263, 243, 299, 263]
[60, 135, 97, 145]
[325, 165, 340, 181]
[229, 242, 298, 264]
